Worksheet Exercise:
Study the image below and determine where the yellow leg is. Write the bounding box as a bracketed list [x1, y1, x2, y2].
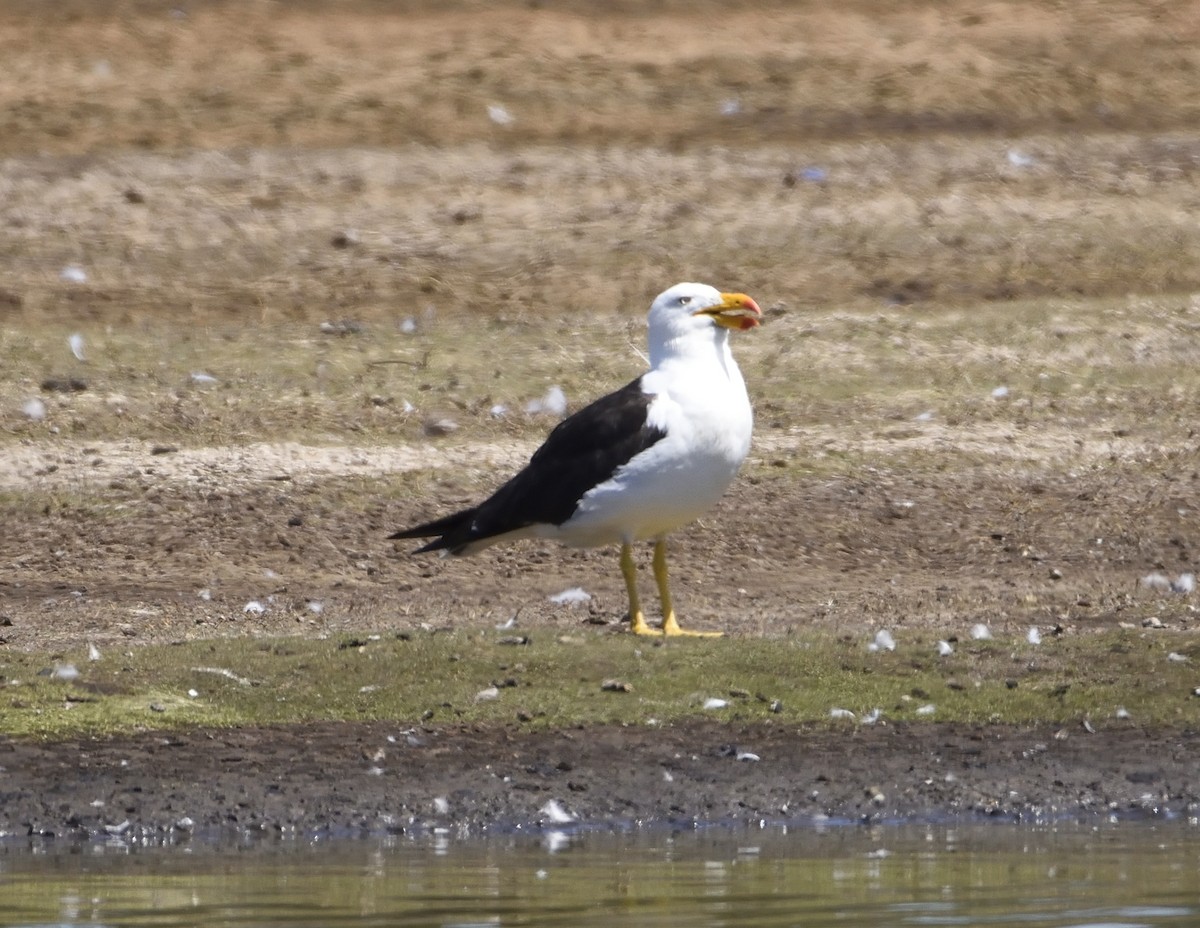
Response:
[654, 539, 723, 637]
[622, 543, 660, 635]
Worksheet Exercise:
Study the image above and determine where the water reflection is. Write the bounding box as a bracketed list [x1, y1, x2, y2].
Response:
[0, 823, 1197, 927]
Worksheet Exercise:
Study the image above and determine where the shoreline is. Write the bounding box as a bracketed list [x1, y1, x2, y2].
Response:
[3, 720, 1196, 851]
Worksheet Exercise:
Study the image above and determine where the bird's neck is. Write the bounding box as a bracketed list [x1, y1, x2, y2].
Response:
[648, 329, 733, 375]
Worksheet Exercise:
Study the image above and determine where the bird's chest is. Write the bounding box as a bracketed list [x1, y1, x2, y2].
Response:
[563, 367, 752, 543]
[647, 380, 752, 464]
[616, 384, 751, 502]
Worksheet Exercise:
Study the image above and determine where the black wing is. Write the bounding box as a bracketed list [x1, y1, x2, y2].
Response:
[391, 377, 666, 554]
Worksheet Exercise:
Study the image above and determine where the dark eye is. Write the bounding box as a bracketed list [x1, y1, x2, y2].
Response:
[678, 296, 692, 306]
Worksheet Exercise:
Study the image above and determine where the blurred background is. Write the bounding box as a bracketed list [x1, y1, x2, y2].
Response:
[3, 0, 1200, 326]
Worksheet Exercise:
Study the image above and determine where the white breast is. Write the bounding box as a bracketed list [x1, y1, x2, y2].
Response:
[548, 340, 753, 548]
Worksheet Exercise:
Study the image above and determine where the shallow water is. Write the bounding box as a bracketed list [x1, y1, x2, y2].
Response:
[0, 823, 1197, 928]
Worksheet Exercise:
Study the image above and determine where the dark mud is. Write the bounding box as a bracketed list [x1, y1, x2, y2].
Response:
[3, 721, 1196, 847]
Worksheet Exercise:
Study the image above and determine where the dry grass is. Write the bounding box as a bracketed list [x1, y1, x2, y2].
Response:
[4, 137, 1200, 339]
[4, 285, 1200, 453]
[4, 0, 1200, 326]
[2, 0, 1199, 155]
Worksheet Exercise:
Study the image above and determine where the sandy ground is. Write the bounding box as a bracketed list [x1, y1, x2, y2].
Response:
[2, 0, 1200, 843]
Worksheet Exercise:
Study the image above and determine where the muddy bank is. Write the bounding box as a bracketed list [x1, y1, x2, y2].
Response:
[2, 721, 1196, 846]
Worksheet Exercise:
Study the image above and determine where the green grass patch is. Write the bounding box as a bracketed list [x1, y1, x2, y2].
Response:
[3, 629, 1195, 739]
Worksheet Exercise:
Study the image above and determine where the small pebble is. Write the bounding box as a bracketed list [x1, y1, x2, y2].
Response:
[423, 418, 458, 436]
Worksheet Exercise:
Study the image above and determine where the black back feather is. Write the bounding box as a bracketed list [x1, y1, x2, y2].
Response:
[391, 377, 666, 554]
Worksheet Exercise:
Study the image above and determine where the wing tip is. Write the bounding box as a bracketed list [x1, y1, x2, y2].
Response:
[388, 517, 473, 555]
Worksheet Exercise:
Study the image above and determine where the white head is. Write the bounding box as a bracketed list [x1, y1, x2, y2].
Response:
[646, 282, 761, 366]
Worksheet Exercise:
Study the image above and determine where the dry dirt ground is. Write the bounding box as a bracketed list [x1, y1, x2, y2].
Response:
[2, 0, 1200, 842]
